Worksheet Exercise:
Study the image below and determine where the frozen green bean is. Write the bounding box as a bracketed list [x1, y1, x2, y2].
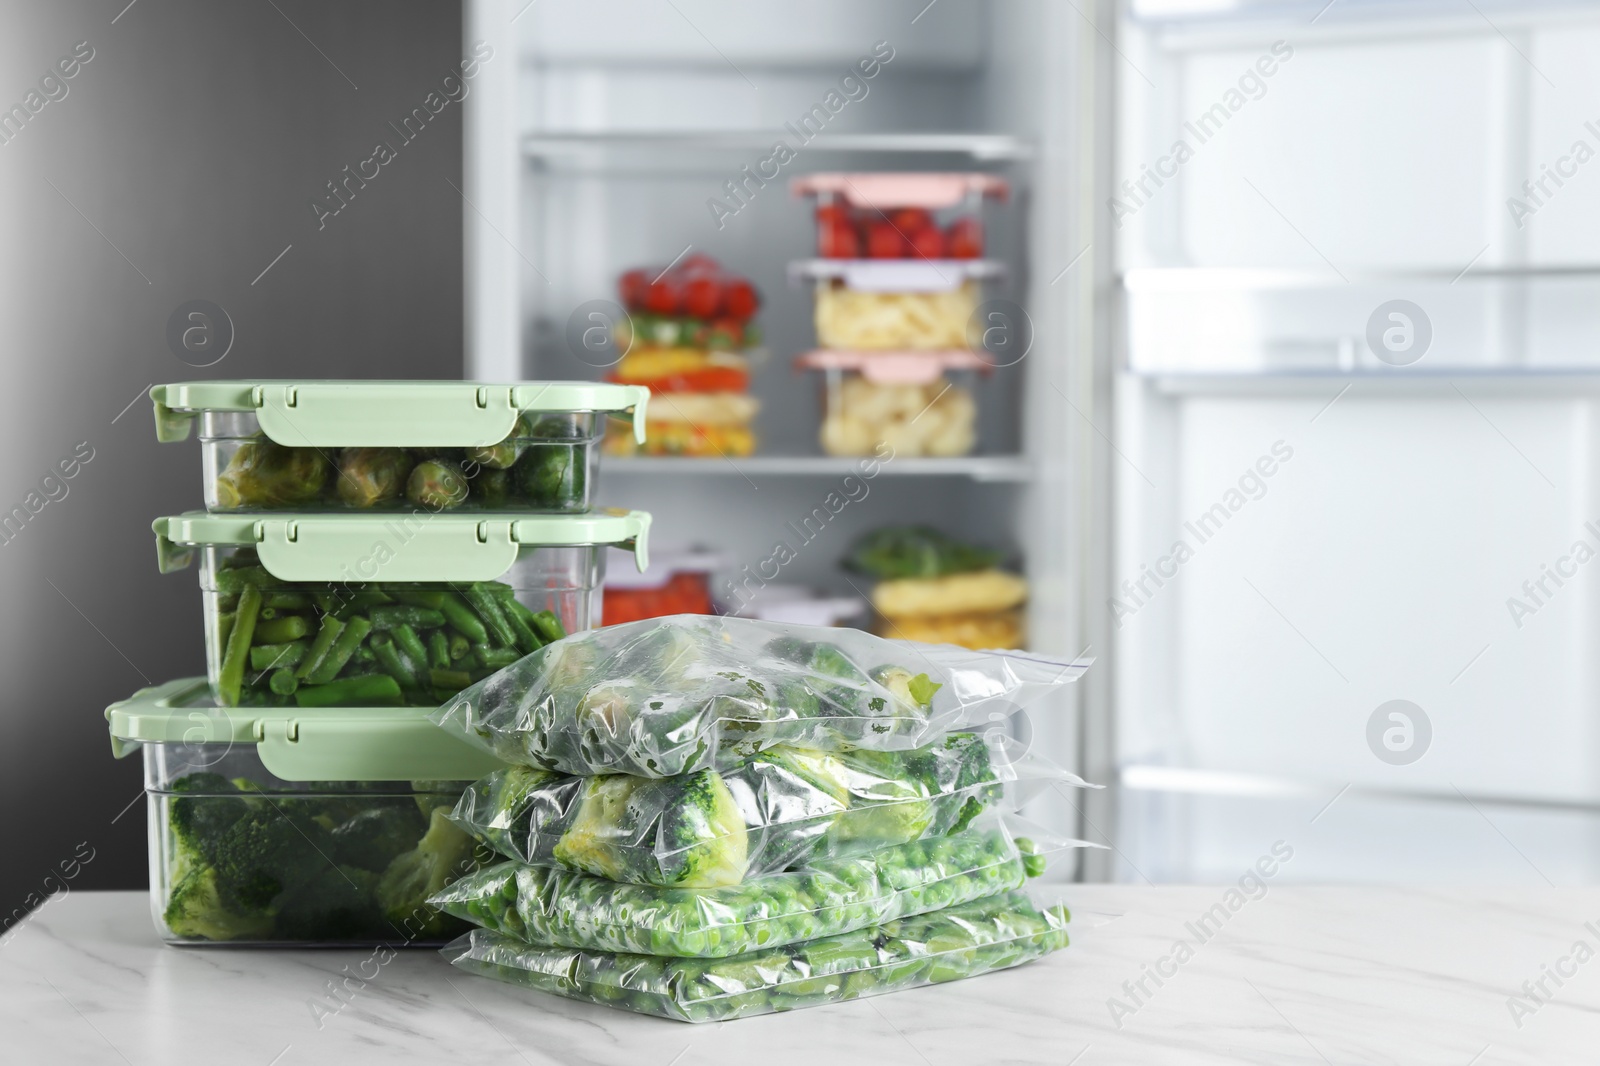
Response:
[306, 616, 372, 684]
[295, 674, 405, 707]
[249, 641, 307, 672]
[253, 615, 311, 644]
[296, 616, 346, 680]
[217, 585, 261, 707]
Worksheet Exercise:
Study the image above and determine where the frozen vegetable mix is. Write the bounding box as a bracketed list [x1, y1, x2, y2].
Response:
[445, 733, 1079, 887]
[432, 615, 1089, 777]
[443, 890, 1070, 1023]
[160, 773, 483, 943]
[211, 547, 568, 707]
[432, 821, 1051, 958]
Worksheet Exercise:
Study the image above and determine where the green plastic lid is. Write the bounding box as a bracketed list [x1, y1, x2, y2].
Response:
[153, 508, 651, 581]
[106, 678, 505, 782]
[151, 380, 650, 447]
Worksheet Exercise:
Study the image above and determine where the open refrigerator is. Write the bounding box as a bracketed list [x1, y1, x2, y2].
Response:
[459, 0, 1110, 874]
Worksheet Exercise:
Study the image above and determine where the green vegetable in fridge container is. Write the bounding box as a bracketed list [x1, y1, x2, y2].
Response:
[470, 467, 511, 508]
[464, 416, 529, 470]
[375, 806, 480, 939]
[215, 439, 330, 509]
[842, 526, 1003, 580]
[515, 444, 584, 510]
[335, 446, 413, 508]
[154, 771, 478, 944]
[406, 459, 470, 510]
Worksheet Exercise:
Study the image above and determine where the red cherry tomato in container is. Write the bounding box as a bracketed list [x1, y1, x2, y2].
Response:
[619, 269, 649, 311]
[683, 276, 721, 319]
[890, 208, 934, 232]
[865, 221, 906, 259]
[946, 217, 984, 259]
[818, 218, 861, 258]
[907, 226, 946, 260]
[815, 203, 850, 228]
[644, 277, 679, 315]
[721, 279, 759, 321]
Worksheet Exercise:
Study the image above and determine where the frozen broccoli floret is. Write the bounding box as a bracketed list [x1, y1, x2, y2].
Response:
[168, 773, 250, 873]
[209, 805, 333, 912]
[331, 802, 427, 873]
[164, 865, 273, 942]
[376, 807, 478, 938]
[657, 771, 749, 888]
[553, 771, 749, 888]
[272, 864, 383, 941]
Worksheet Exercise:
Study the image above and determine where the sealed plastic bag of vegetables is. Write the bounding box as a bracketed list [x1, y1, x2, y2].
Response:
[431, 816, 1090, 958]
[446, 733, 1092, 887]
[442, 889, 1070, 1023]
[431, 615, 1090, 777]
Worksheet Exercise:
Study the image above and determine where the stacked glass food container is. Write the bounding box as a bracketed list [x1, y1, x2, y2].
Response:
[425, 614, 1091, 1021]
[107, 380, 652, 945]
[791, 173, 1007, 458]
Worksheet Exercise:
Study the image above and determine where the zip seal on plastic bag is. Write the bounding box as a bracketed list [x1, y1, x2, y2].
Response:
[431, 615, 1092, 777]
[442, 888, 1071, 1023]
[431, 814, 1098, 959]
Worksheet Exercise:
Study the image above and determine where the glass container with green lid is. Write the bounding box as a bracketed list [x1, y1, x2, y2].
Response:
[151, 380, 649, 514]
[153, 508, 650, 708]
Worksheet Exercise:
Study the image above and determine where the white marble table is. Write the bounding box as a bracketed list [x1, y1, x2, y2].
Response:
[3, 888, 1595, 1064]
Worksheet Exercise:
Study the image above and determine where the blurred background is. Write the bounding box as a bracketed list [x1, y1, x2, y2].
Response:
[9, 0, 1600, 915]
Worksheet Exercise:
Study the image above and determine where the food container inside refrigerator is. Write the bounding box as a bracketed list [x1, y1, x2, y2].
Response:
[797, 349, 989, 458]
[794, 173, 1008, 262]
[152, 509, 651, 707]
[106, 677, 506, 947]
[150, 381, 649, 513]
[602, 544, 723, 624]
[792, 173, 1008, 352]
[794, 259, 1006, 351]
[601, 257, 763, 459]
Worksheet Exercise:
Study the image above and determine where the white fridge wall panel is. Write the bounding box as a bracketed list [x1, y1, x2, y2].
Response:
[1523, 23, 1600, 263]
[1175, 36, 1501, 269]
[1132, 393, 1596, 799]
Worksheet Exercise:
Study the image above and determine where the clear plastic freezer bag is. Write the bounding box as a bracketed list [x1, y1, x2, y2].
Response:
[432, 615, 1090, 777]
[447, 733, 1088, 887]
[431, 818, 1075, 958]
[442, 890, 1070, 1023]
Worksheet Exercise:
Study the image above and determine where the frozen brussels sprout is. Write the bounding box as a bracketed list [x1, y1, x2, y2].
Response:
[407, 459, 470, 511]
[215, 439, 330, 508]
[465, 421, 526, 471]
[470, 467, 510, 508]
[515, 445, 584, 510]
[336, 447, 413, 508]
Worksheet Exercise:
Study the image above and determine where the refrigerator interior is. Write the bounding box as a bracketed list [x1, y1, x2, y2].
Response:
[461, 0, 1104, 866]
[1114, 0, 1600, 883]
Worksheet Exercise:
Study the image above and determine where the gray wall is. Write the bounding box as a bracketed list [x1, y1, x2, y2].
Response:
[0, 0, 463, 920]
